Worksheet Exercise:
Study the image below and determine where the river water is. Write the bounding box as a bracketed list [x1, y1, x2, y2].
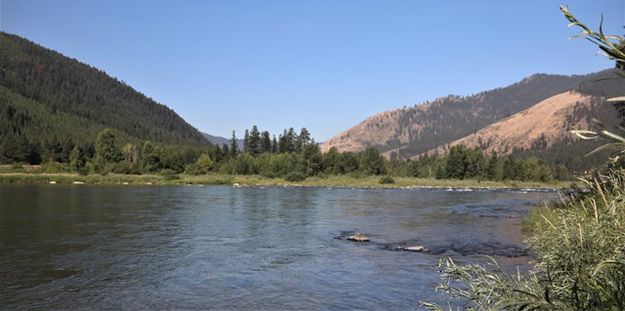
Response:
[0, 184, 557, 310]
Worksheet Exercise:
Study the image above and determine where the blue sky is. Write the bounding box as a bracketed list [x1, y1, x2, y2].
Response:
[1, 1, 623, 141]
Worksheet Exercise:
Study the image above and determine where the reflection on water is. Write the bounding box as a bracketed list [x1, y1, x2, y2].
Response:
[0, 185, 556, 309]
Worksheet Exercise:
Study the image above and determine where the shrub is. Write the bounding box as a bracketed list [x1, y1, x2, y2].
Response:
[76, 166, 89, 176]
[379, 176, 395, 184]
[160, 169, 180, 180]
[40, 161, 67, 173]
[11, 163, 24, 172]
[284, 172, 306, 182]
[184, 163, 203, 175]
[184, 153, 215, 175]
[422, 171, 625, 310]
[348, 171, 366, 179]
[85, 161, 98, 175]
[111, 161, 142, 175]
[260, 171, 276, 179]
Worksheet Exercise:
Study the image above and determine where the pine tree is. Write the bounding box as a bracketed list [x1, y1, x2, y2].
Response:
[261, 131, 271, 153]
[301, 143, 322, 176]
[230, 130, 239, 156]
[295, 127, 311, 153]
[502, 154, 519, 180]
[243, 129, 250, 153]
[445, 145, 468, 179]
[222, 143, 230, 158]
[271, 135, 278, 153]
[140, 141, 160, 173]
[286, 128, 297, 152]
[248, 125, 261, 154]
[465, 148, 486, 179]
[323, 147, 340, 174]
[278, 130, 288, 153]
[69, 145, 85, 171]
[360, 148, 385, 175]
[0, 133, 32, 163]
[94, 129, 121, 165]
[486, 151, 503, 181]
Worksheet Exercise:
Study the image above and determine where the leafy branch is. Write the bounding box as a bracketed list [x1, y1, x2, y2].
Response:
[560, 5, 625, 71]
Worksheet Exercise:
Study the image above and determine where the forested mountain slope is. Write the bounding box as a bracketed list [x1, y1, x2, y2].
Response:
[0, 32, 208, 150]
[320, 71, 607, 159]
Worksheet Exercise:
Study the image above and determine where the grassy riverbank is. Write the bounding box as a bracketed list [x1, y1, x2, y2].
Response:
[423, 170, 625, 309]
[0, 171, 572, 189]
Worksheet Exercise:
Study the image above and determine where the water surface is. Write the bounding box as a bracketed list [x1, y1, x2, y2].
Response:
[0, 185, 557, 310]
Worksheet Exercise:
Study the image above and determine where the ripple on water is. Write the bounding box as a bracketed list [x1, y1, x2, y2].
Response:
[0, 185, 557, 309]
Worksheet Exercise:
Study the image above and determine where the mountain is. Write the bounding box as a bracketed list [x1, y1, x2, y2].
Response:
[428, 70, 625, 166]
[320, 70, 616, 160]
[426, 91, 607, 156]
[201, 132, 243, 149]
[0, 32, 208, 150]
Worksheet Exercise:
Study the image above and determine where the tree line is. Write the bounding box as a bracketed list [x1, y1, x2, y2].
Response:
[1, 125, 571, 182]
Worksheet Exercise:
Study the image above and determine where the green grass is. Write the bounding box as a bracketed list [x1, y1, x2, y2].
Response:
[0, 171, 571, 189]
[422, 170, 625, 310]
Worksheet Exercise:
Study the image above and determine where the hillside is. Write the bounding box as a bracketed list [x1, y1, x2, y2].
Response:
[425, 70, 625, 171]
[427, 91, 594, 156]
[320, 72, 603, 159]
[0, 32, 208, 150]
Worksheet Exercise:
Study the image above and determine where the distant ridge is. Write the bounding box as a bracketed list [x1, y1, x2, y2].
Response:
[202, 132, 243, 149]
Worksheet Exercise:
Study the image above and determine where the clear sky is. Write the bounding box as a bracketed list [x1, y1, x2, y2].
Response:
[1, 1, 624, 141]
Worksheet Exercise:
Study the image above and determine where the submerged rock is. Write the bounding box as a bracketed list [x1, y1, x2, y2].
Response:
[347, 233, 370, 242]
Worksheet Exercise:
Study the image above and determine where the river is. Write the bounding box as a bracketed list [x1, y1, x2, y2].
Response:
[0, 184, 557, 310]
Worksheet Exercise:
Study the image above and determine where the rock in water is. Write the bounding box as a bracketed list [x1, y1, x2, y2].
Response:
[399, 245, 430, 252]
[347, 233, 370, 242]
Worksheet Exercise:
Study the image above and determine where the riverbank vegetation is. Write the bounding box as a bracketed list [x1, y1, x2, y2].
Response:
[0, 167, 571, 189]
[422, 170, 625, 310]
[0, 124, 572, 185]
[422, 6, 625, 309]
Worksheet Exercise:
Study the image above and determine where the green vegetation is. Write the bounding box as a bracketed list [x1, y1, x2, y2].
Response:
[1, 30, 619, 183]
[0, 32, 206, 146]
[422, 171, 625, 310]
[0, 168, 571, 189]
[0, 123, 573, 185]
[378, 176, 395, 184]
[422, 6, 625, 310]
[0, 32, 211, 167]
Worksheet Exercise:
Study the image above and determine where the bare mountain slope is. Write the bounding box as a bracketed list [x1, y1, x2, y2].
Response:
[426, 91, 592, 156]
[320, 103, 433, 153]
[321, 72, 603, 159]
